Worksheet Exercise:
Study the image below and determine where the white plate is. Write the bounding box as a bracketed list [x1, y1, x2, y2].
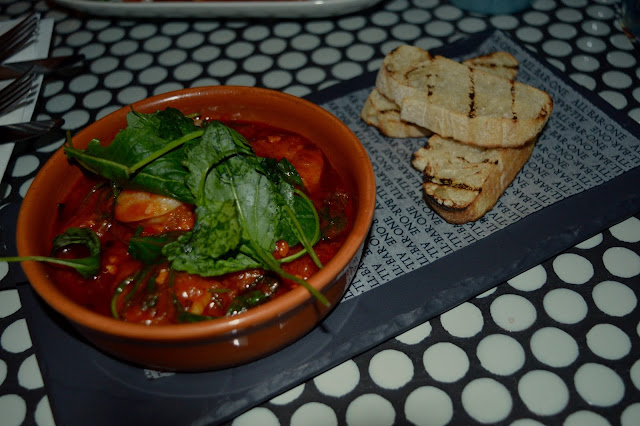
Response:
[52, 0, 384, 18]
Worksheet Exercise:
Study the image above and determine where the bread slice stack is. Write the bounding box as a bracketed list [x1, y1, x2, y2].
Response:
[361, 45, 553, 224]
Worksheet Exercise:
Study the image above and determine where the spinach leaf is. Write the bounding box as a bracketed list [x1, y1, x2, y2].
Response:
[0, 227, 101, 278]
[128, 229, 180, 265]
[64, 108, 202, 203]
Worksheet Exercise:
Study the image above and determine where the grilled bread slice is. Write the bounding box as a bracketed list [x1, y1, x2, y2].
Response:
[361, 88, 432, 138]
[361, 51, 519, 138]
[376, 46, 553, 148]
[411, 134, 536, 224]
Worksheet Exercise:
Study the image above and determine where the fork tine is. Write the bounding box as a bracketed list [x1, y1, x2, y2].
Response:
[0, 12, 37, 45]
[0, 70, 36, 116]
[0, 12, 39, 62]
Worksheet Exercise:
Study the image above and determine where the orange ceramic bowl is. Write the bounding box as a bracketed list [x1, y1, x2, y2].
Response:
[16, 86, 375, 371]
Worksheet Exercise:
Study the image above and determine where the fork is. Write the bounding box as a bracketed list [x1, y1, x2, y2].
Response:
[0, 12, 39, 63]
[0, 69, 36, 116]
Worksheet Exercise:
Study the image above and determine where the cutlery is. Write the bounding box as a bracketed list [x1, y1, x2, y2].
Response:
[0, 119, 65, 145]
[0, 12, 39, 63]
[0, 69, 36, 116]
[0, 54, 86, 80]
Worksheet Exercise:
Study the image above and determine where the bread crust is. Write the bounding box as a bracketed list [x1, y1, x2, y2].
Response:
[412, 135, 536, 224]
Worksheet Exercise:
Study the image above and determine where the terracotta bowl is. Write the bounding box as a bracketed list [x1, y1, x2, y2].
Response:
[17, 86, 376, 371]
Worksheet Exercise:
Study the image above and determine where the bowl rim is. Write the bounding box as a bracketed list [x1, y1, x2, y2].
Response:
[17, 85, 376, 342]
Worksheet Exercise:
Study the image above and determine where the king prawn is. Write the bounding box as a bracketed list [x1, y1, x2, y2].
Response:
[8, 108, 353, 325]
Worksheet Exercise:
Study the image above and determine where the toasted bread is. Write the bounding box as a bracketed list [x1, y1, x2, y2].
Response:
[376, 46, 552, 148]
[361, 51, 519, 138]
[361, 88, 432, 138]
[411, 134, 536, 224]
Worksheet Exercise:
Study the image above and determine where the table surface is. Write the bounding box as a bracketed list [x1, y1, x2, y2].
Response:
[1, 0, 640, 425]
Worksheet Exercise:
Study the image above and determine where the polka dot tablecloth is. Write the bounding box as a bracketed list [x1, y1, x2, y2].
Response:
[1, 0, 640, 425]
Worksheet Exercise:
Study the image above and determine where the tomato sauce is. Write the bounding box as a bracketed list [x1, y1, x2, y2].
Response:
[48, 120, 353, 325]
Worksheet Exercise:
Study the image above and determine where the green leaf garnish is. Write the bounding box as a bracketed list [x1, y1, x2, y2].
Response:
[0, 227, 101, 278]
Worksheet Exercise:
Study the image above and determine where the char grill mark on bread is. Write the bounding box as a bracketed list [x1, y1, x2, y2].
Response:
[468, 69, 476, 119]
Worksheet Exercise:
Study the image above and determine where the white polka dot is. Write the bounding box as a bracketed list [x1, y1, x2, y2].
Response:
[233, 407, 279, 426]
[396, 321, 431, 345]
[270, 384, 304, 405]
[576, 36, 606, 52]
[0, 394, 27, 426]
[572, 54, 600, 72]
[518, 370, 569, 416]
[607, 51, 636, 68]
[563, 410, 611, 426]
[530, 327, 579, 368]
[0, 289, 21, 318]
[105, 70, 134, 89]
[1, 319, 32, 353]
[291, 403, 338, 426]
[477, 334, 524, 376]
[621, 403, 640, 426]
[440, 302, 483, 337]
[369, 349, 414, 389]
[610, 217, 640, 242]
[593, 280, 637, 317]
[423, 342, 469, 383]
[603, 71, 633, 89]
[630, 359, 640, 391]
[124, 53, 153, 70]
[516, 27, 544, 43]
[586, 323, 631, 360]
[476, 287, 497, 298]
[553, 253, 594, 284]
[18, 354, 43, 390]
[314, 360, 359, 397]
[543, 40, 572, 57]
[346, 394, 395, 426]
[574, 363, 625, 407]
[547, 24, 578, 40]
[34, 396, 55, 426]
[263, 70, 292, 88]
[404, 386, 453, 426]
[326, 31, 354, 48]
[461, 378, 512, 424]
[297, 67, 326, 85]
[332, 62, 363, 80]
[507, 265, 547, 291]
[491, 15, 519, 30]
[603, 247, 640, 278]
[599, 90, 628, 109]
[582, 20, 610, 36]
[174, 63, 203, 81]
[69, 74, 98, 93]
[138, 67, 168, 85]
[358, 28, 387, 44]
[425, 21, 455, 37]
[491, 294, 537, 332]
[144, 35, 171, 53]
[83, 90, 113, 109]
[391, 24, 421, 40]
[0, 359, 6, 386]
[575, 233, 603, 249]
[543, 288, 588, 324]
[570, 73, 597, 90]
[11, 154, 40, 178]
[509, 419, 546, 426]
